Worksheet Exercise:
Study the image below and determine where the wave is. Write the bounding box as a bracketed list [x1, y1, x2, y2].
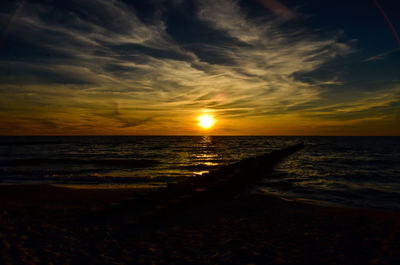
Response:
[0, 173, 188, 184]
[1, 158, 159, 168]
[0, 141, 65, 146]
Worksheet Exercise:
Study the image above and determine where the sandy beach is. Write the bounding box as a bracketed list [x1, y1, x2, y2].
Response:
[0, 184, 399, 264]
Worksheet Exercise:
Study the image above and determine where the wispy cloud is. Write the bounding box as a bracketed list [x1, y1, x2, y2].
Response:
[255, 0, 296, 20]
[2, 0, 396, 135]
[363, 47, 400, 62]
[299, 86, 400, 127]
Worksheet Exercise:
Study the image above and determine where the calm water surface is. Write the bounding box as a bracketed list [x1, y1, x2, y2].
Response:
[0, 136, 399, 210]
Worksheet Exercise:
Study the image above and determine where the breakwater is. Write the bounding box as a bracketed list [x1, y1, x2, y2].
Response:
[101, 142, 304, 220]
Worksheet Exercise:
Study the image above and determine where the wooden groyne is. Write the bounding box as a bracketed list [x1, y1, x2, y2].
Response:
[164, 141, 304, 200]
[97, 142, 304, 220]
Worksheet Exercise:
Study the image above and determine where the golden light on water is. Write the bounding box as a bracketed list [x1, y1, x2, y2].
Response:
[197, 114, 216, 129]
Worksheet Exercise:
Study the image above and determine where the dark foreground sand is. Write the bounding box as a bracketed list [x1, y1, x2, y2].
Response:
[0, 184, 399, 264]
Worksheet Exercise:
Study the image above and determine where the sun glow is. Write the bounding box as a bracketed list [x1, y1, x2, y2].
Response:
[197, 114, 216, 129]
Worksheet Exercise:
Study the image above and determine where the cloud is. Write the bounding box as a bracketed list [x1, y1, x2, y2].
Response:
[300, 86, 400, 124]
[93, 102, 153, 128]
[363, 47, 400, 62]
[255, 0, 296, 20]
[0, 0, 378, 135]
[193, 0, 350, 113]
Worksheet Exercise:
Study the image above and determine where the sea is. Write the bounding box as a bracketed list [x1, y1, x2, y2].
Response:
[0, 136, 399, 211]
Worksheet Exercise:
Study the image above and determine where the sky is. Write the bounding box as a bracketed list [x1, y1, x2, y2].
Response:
[0, 0, 399, 136]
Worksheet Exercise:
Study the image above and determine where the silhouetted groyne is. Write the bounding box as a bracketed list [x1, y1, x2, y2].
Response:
[165, 141, 304, 196]
[96, 142, 304, 222]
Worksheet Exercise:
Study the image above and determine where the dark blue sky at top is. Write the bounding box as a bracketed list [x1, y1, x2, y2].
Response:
[0, 0, 399, 135]
[287, 0, 400, 90]
[1, 0, 399, 87]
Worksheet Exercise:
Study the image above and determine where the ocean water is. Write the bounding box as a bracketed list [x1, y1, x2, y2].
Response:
[0, 136, 399, 210]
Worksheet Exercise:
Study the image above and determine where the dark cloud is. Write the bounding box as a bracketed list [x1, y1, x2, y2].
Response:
[0, 0, 398, 134]
[0, 63, 97, 85]
[110, 43, 193, 62]
[93, 102, 153, 128]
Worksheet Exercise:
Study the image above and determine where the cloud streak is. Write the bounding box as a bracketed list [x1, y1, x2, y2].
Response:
[0, 0, 397, 135]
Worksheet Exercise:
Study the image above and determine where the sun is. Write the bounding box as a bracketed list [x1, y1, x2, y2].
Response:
[197, 114, 216, 129]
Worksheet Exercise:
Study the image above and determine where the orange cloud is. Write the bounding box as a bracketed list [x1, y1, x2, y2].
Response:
[256, 0, 295, 20]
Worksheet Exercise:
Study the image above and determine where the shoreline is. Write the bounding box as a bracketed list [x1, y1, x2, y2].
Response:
[0, 183, 152, 215]
[1, 182, 399, 215]
[0, 182, 399, 213]
[1, 181, 399, 213]
[1, 182, 399, 212]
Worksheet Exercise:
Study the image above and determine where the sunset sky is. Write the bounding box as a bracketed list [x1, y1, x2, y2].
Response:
[0, 0, 399, 135]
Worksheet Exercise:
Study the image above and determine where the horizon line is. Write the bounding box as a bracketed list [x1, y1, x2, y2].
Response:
[0, 135, 399, 137]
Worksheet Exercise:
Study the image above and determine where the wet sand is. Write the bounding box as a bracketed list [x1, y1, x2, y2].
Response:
[0, 184, 399, 264]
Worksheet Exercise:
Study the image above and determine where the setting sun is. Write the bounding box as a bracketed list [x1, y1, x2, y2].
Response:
[197, 114, 216, 129]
